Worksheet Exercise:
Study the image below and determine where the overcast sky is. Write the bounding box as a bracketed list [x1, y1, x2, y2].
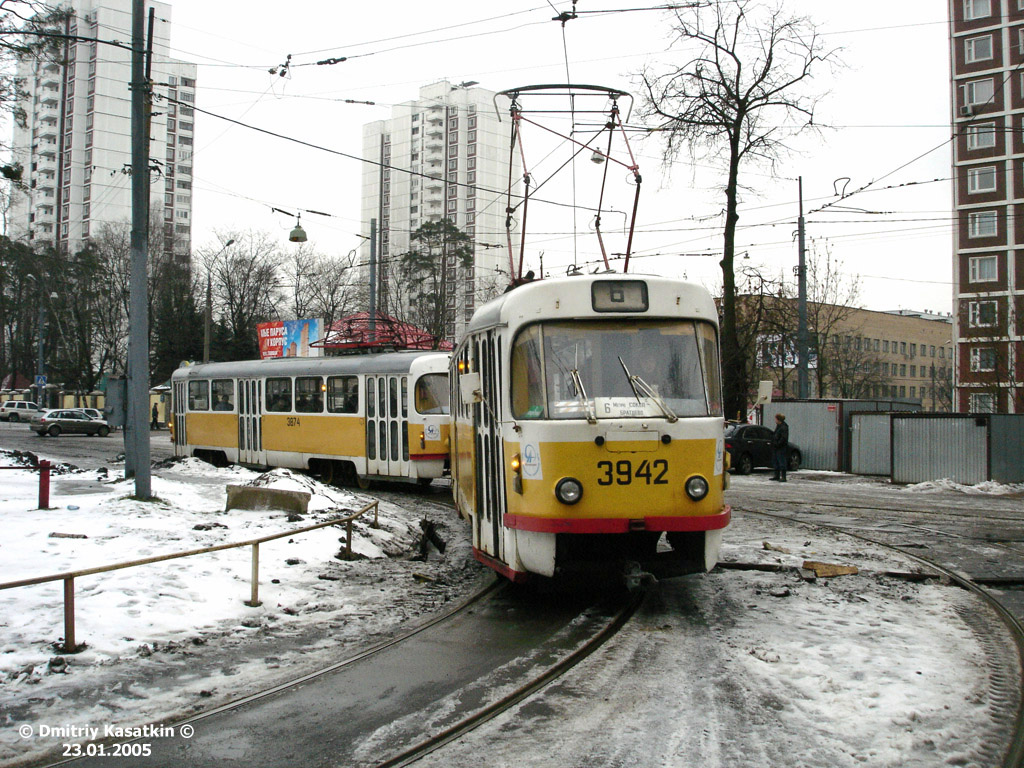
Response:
[159, 1, 952, 314]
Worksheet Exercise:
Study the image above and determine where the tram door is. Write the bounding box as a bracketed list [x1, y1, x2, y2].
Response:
[473, 331, 506, 562]
[237, 378, 265, 466]
[365, 375, 409, 479]
[172, 380, 187, 454]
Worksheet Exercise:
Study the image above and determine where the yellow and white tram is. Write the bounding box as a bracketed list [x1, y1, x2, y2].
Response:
[170, 351, 450, 486]
[450, 273, 729, 583]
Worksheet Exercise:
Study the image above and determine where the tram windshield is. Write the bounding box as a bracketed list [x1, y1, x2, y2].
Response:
[415, 373, 450, 415]
[510, 320, 722, 420]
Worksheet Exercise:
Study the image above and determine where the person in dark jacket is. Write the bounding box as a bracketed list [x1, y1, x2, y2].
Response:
[771, 413, 789, 482]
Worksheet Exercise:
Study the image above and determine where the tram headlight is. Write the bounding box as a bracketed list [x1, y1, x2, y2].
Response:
[555, 477, 584, 505]
[511, 453, 523, 495]
[685, 475, 710, 502]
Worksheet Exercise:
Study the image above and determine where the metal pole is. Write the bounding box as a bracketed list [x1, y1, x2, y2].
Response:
[203, 273, 212, 364]
[126, 0, 151, 496]
[62, 577, 75, 653]
[369, 218, 377, 343]
[36, 299, 45, 406]
[245, 543, 261, 606]
[797, 176, 809, 400]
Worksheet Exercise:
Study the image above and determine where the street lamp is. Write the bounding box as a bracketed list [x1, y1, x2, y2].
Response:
[204, 238, 235, 364]
[26, 274, 57, 407]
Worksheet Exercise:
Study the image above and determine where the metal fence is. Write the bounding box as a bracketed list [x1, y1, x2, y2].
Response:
[0, 501, 379, 653]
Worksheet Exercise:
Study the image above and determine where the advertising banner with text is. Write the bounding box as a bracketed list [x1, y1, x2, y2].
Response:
[257, 318, 323, 359]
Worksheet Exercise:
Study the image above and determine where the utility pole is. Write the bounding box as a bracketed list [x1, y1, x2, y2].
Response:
[369, 218, 377, 344]
[797, 176, 809, 400]
[125, 0, 152, 496]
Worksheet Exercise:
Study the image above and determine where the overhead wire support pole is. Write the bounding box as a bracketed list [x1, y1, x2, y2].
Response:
[797, 176, 809, 400]
[125, 0, 152, 497]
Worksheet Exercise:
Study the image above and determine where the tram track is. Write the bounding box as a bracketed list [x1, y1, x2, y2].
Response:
[742, 507, 1024, 768]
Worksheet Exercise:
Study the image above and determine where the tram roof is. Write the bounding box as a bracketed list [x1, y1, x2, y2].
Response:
[465, 273, 719, 336]
[171, 351, 448, 381]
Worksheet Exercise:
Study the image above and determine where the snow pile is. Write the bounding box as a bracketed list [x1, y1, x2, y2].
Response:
[903, 477, 1024, 495]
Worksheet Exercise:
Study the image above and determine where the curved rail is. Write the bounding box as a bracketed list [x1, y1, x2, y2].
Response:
[373, 588, 644, 768]
[746, 508, 1024, 768]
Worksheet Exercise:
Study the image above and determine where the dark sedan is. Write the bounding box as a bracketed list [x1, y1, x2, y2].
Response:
[31, 409, 111, 437]
[724, 423, 801, 475]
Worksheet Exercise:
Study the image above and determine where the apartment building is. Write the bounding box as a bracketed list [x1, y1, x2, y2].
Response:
[361, 81, 520, 345]
[9, 0, 196, 261]
[949, 0, 1024, 412]
[746, 297, 955, 412]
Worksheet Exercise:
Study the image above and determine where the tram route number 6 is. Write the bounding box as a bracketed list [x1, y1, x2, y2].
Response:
[596, 459, 668, 486]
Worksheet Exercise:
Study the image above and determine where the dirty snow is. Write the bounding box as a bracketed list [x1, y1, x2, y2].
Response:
[0, 453, 1020, 768]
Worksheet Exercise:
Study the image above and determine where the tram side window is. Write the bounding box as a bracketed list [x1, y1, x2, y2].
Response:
[696, 322, 723, 417]
[188, 380, 209, 411]
[510, 325, 545, 419]
[327, 376, 359, 414]
[212, 379, 234, 411]
[295, 376, 324, 413]
[266, 377, 292, 412]
[415, 373, 450, 414]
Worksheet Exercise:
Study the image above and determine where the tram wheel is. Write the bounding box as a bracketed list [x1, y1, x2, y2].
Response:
[320, 460, 337, 485]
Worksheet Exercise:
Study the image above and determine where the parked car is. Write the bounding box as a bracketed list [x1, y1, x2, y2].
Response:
[724, 423, 801, 475]
[31, 409, 111, 437]
[0, 400, 40, 422]
[70, 407, 104, 420]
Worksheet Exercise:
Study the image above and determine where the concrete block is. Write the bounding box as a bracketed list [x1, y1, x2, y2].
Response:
[225, 484, 311, 515]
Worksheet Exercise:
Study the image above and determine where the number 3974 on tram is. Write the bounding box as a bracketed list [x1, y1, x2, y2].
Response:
[450, 273, 730, 585]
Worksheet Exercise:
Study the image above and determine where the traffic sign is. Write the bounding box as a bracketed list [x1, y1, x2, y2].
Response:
[34, 375, 47, 387]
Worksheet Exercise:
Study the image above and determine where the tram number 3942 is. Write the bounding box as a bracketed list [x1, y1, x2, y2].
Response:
[596, 459, 668, 486]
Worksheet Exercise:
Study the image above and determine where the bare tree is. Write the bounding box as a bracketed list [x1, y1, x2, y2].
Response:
[281, 244, 361, 336]
[638, 0, 839, 420]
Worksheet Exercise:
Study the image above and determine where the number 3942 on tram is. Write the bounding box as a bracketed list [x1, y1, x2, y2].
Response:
[450, 274, 730, 586]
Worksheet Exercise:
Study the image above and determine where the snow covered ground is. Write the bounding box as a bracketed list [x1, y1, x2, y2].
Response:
[0, 454, 483, 767]
[1, 455, 1021, 767]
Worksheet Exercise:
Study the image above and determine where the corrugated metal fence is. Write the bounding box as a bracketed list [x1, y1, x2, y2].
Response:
[846, 412, 1024, 484]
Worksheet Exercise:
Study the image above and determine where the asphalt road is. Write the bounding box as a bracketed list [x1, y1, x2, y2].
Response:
[0, 420, 175, 469]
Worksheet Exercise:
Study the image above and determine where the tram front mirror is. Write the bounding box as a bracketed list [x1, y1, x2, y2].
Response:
[459, 372, 483, 405]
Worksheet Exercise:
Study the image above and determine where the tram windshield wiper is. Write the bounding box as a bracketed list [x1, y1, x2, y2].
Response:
[617, 356, 678, 423]
[569, 368, 598, 424]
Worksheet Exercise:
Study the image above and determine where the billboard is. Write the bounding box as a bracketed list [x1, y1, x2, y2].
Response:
[257, 319, 323, 359]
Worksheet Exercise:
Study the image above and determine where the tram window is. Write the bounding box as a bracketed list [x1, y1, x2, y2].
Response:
[327, 376, 359, 413]
[415, 374, 450, 414]
[188, 380, 209, 411]
[389, 378, 398, 416]
[295, 376, 323, 413]
[266, 377, 292, 412]
[510, 325, 544, 419]
[212, 379, 234, 411]
[367, 378, 375, 418]
[697, 323, 723, 416]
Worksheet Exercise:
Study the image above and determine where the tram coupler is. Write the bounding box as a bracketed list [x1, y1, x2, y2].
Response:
[622, 561, 657, 591]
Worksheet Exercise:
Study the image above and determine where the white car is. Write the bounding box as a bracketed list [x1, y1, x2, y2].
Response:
[0, 401, 40, 422]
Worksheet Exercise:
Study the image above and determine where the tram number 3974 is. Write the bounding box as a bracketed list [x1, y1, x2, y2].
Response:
[596, 459, 668, 486]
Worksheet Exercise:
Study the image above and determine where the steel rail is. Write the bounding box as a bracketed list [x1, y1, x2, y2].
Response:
[372, 587, 644, 768]
[746, 507, 1024, 768]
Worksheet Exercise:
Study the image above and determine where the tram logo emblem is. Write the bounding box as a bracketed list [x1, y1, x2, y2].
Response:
[522, 443, 542, 479]
[425, 424, 440, 441]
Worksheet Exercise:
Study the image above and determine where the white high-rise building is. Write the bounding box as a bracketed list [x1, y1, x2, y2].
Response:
[362, 81, 521, 343]
[9, 0, 196, 261]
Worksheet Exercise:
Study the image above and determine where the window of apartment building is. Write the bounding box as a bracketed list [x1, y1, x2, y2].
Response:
[468, 143, 477, 157]
[176, 194, 189, 205]
[969, 254, 998, 282]
[166, 147, 175, 161]
[965, 34, 993, 63]
[177, 164, 191, 175]
[447, 186, 457, 199]
[179, 92, 194, 103]
[899, 341, 906, 355]
[891, 363, 898, 375]
[447, 199, 457, 212]
[180, 122, 193, 132]
[930, 345, 936, 357]
[448, 159, 457, 170]
[468, 116, 477, 129]
[177, 180, 191, 190]
[970, 347, 997, 371]
[910, 386, 917, 398]
[883, 340, 889, 353]
[967, 165, 997, 193]
[448, 131, 458, 145]
[900, 364, 907, 376]
[167, 118, 176, 133]
[873, 339, 880, 352]
[176, 210, 189, 219]
[910, 365, 917, 377]
[448, 117, 458, 130]
[899, 386, 906, 397]
[964, 0, 991, 20]
[180, 106, 193, 117]
[164, 207, 174, 222]
[178, 136, 192, 146]
[969, 299, 998, 326]
[964, 78, 995, 107]
[940, 347, 946, 358]
[165, 193, 173, 207]
[968, 210, 998, 237]
[1020, 27, 1024, 55]
[467, 158, 477, 170]
[182, 77, 195, 89]
[970, 392, 995, 412]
